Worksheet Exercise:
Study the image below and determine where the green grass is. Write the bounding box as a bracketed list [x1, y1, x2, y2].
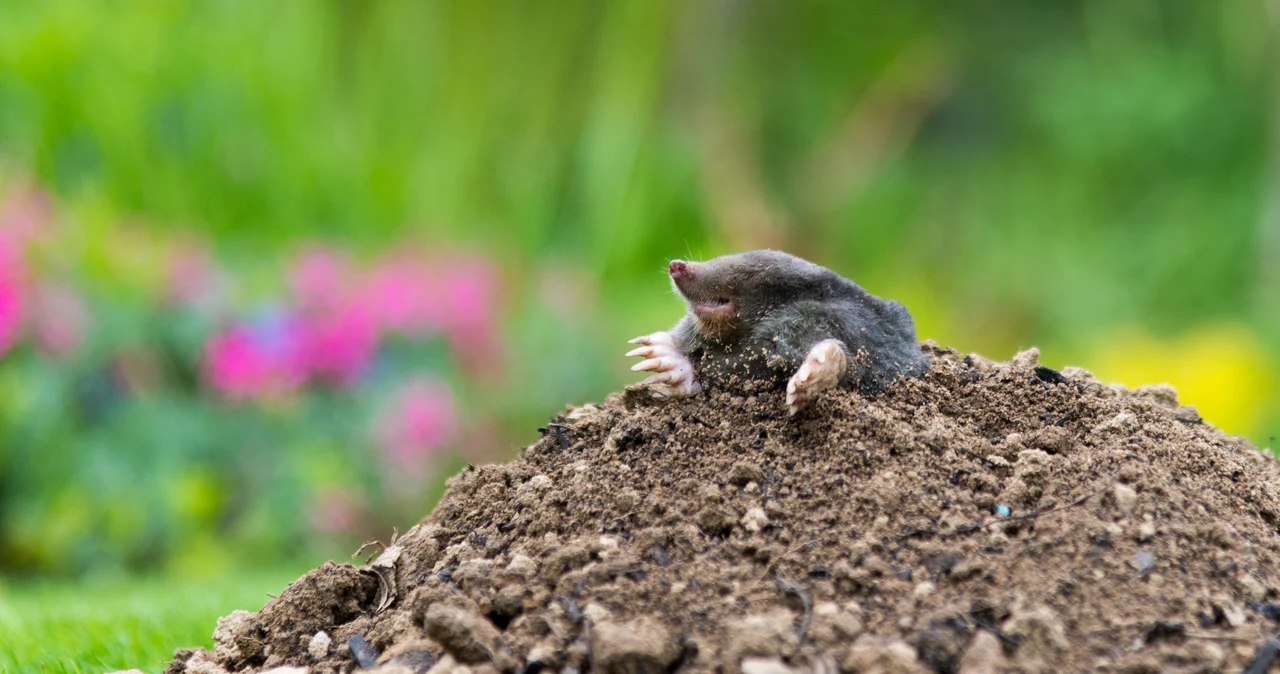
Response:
[0, 566, 310, 674]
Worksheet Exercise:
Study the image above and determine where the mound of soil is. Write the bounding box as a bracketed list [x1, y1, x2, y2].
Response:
[166, 344, 1280, 674]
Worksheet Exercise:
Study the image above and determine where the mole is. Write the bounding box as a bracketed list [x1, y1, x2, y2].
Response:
[626, 250, 930, 415]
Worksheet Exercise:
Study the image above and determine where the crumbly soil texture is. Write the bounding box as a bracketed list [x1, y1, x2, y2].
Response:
[168, 344, 1280, 674]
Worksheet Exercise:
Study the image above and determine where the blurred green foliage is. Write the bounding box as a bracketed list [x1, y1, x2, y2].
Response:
[0, 0, 1276, 577]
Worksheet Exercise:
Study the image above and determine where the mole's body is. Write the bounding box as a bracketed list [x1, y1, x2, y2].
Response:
[627, 250, 929, 415]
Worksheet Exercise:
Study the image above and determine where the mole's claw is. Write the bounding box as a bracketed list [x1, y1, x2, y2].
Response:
[640, 371, 677, 386]
[627, 330, 699, 397]
[631, 357, 664, 372]
[785, 339, 847, 417]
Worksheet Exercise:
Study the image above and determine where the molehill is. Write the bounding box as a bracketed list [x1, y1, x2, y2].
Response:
[166, 343, 1280, 674]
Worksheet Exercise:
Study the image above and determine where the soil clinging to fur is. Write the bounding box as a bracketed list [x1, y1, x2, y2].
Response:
[167, 343, 1280, 674]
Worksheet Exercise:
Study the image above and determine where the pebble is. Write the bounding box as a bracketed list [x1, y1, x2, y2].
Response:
[583, 602, 612, 624]
[591, 617, 680, 674]
[741, 508, 769, 533]
[913, 581, 936, 598]
[740, 658, 804, 674]
[729, 461, 764, 485]
[308, 630, 332, 660]
[504, 554, 538, 579]
[809, 602, 863, 642]
[1241, 574, 1268, 602]
[843, 637, 927, 674]
[349, 635, 380, 669]
[957, 630, 1003, 674]
[727, 611, 799, 659]
[1132, 550, 1157, 577]
[422, 604, 504, 663]
[1113, 483, 1138, 515]
[1007, 605, 1068, 659]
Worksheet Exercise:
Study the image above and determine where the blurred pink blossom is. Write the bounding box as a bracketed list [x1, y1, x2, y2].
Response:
[30, 284, 88, 359]
[289, 244, 353, 314]
[362, 252, 503, 375]
[0, 278, 22, 358]
[165, 242, 229, 314]
[0, 180, 52, 244]
[362, 252, 438, 335]
[297, 300, 379, 387]
[203, 322, 305, 402]
[376, 378, 458, 475]
[0, 239, 26, 358]
[439, 257, 502, 377]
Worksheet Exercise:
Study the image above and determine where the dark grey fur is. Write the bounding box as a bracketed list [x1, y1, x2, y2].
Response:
[667, 250, 929, 394]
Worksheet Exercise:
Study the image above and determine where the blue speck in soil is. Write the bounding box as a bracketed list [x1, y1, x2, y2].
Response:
[995, 504, 1011, 517]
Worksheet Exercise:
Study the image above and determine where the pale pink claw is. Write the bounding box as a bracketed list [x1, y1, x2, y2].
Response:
[626, 331, 701, 397]
[786, 339, 847, 416]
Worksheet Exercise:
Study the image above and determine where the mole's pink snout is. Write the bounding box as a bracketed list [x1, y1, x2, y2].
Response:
[669, 260, 690, 280]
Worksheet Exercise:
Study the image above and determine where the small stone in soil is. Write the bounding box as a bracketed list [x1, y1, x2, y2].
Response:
[1132, 551, 1157, 578]
[1247, 601, 1280, 623]
[348, 635, 379, 669]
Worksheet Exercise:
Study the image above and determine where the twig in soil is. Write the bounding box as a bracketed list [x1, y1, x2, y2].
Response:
[1244, 638, 1280, 674]
[954, 482, 1113, 535]
[560, 595, 584, 625]
[775, 577, 812, 647]
[1182, 631, 1257, 643]
[352, 539, 387, 563]
[764, 539, 818, 578]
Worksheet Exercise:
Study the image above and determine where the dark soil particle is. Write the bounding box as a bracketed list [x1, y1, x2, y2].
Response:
[167, 344, 1280, 674]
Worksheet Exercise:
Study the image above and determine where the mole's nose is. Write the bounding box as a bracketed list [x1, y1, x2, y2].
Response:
[669, 260, 689, 279]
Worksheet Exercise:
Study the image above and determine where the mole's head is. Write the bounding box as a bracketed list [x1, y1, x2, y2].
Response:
[668, 250, 838, 339]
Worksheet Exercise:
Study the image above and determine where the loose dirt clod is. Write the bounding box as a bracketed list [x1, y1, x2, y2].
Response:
[167, 344, 1280, 673]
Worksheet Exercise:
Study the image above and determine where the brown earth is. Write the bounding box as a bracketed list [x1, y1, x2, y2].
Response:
[166, 343, 1280, 674]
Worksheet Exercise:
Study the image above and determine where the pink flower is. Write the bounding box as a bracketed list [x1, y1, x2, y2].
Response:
[30, 284, 88, 359]
[289, 244, 353, 314]
[362, 252, 439, 335]
[438, 257, 501, 376]
[0, 277, 22, 358]
[0, 180, 52, 244]
[376, 378, 458, 475]
[0, 239, 25, 358]
[202, 321, 305, 402]
[165, 242, 229, 314]
[297, 301, 379, 387]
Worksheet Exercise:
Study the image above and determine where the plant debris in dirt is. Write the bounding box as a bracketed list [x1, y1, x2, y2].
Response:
[165, 343, 1280, 674]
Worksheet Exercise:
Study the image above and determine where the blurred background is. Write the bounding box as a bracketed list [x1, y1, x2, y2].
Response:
[0, 0, 1276, 581]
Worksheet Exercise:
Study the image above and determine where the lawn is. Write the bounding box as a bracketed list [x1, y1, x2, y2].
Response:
[0, 566, 310, 673]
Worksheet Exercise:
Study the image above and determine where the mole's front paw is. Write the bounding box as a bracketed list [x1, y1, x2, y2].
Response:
[786, 339, 848, 416]
[626, 332, 702, 397]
